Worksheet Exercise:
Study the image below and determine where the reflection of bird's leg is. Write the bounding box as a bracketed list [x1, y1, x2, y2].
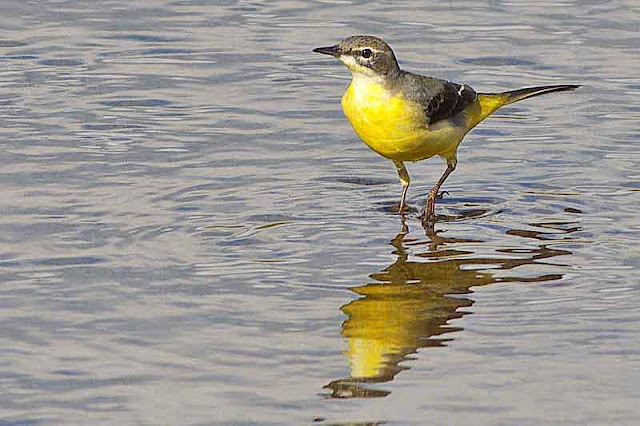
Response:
[424, 158, 456, 224]
[393, 161, 410, 213]
[423, 220, 436, 239]
[392, 215, 409, 253]
[421, 219, 445, 251]
[399, 214, 409, 235]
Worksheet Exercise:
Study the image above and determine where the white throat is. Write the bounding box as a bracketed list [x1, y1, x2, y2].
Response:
[339, 54, 383, 82]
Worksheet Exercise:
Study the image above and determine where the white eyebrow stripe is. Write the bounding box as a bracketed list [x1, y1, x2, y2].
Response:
[458, 84, 465, 95]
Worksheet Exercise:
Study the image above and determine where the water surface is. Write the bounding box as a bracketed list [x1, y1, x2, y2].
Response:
[0, 0, 639, 424]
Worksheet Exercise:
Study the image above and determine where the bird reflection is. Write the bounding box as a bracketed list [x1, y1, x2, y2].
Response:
[325, 218, 576, 398]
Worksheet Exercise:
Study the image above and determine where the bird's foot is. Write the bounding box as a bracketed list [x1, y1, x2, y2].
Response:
[421, 188, 447, 224]
[394, 202, 420, 214]
[394, 203, 408, 214]
[422, 192, 438, 225]
[388, 204, 406, 214]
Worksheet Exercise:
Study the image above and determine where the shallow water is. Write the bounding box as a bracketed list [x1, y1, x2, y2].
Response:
[0, 0, 639, 424]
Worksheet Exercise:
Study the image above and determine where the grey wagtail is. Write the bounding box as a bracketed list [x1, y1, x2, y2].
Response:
[313, 35, 579, 224]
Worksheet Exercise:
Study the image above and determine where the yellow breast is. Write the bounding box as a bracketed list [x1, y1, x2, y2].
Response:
[341, 75, 468, 162]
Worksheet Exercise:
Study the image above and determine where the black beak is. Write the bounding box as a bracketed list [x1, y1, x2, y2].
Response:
[313, 45, 341, 57]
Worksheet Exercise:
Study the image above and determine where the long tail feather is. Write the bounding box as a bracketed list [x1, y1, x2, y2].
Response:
[474, 84, 580, 127]
[500, 84, 580, 106]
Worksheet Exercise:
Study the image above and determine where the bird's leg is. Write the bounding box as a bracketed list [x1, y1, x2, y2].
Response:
[393, 160, 410, 213]
[423, 158, 457, 224]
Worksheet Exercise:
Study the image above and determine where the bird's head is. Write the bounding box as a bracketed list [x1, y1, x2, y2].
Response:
[313, 35, 400, 78]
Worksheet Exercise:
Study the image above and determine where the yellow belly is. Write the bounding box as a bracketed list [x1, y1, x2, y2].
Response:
[341, 79, 470, 162]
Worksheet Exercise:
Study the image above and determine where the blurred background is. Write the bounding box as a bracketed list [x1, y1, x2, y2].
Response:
[0, 0, 638, 424]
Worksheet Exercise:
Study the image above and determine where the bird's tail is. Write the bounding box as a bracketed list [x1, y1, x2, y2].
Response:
[498, 84, 581, 106]
[474, 84, 580, 126]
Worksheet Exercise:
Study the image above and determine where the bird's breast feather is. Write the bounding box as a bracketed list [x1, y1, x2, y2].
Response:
[341, 79, 465, 161]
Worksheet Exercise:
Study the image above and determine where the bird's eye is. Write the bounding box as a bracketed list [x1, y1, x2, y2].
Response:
[362, 48, 373, 59]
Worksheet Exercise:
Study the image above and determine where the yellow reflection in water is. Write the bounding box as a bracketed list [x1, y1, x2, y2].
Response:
[325, 219, 575, 398]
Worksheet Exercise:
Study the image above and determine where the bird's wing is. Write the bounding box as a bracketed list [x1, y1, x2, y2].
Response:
[398, 72, 477, 125]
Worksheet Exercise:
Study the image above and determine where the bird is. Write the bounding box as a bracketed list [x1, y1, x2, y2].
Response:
[313, 35, 579, 224]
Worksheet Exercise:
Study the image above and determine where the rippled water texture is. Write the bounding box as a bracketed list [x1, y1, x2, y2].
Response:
[0, 1, 639, 424]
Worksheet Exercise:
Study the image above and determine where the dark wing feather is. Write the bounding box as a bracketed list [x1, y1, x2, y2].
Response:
[398, 72, 477, 125]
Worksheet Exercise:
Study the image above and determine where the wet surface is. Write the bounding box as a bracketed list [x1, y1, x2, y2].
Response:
[0, 0, 639, 424]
